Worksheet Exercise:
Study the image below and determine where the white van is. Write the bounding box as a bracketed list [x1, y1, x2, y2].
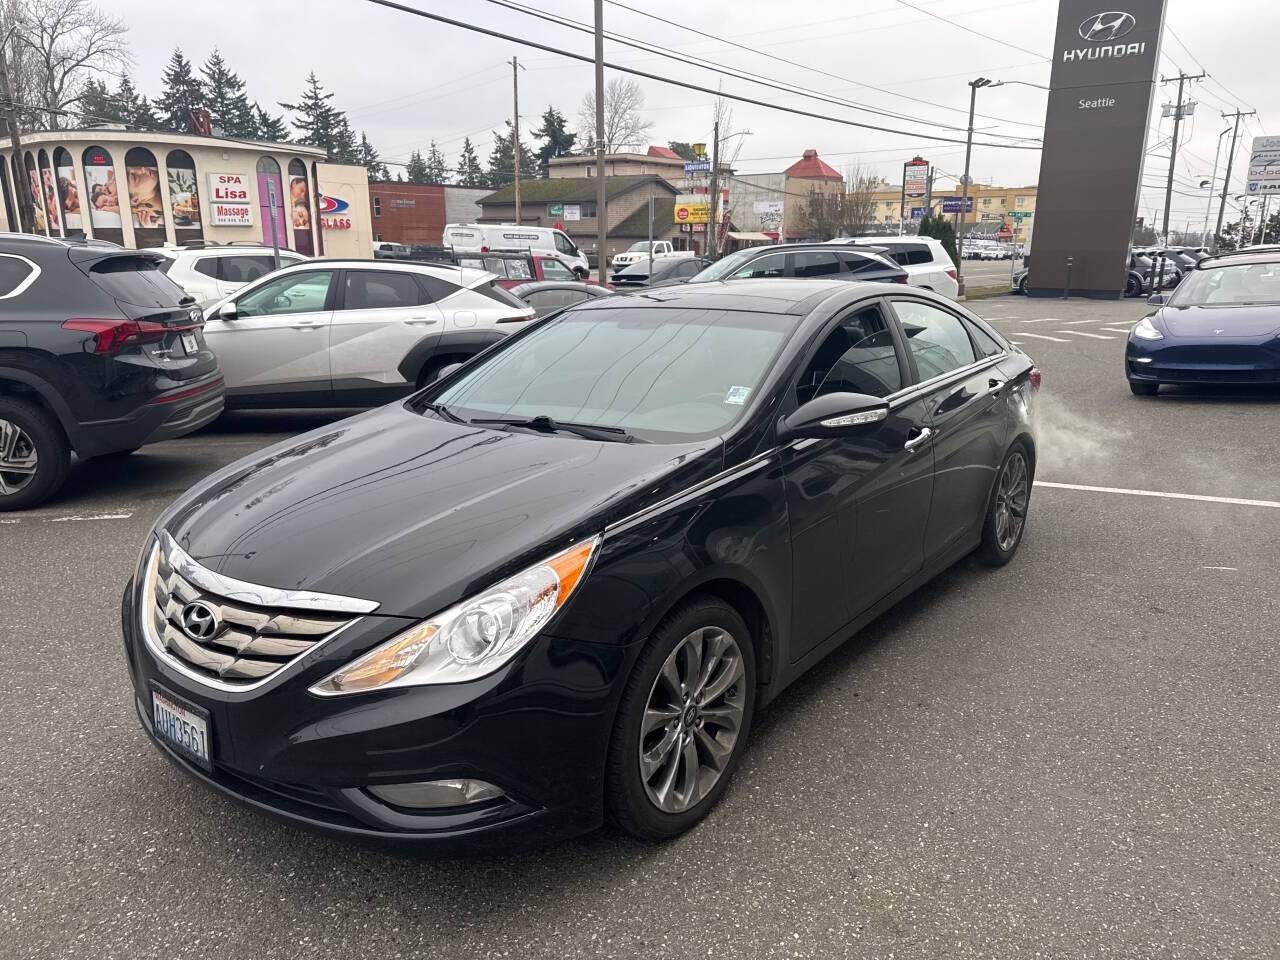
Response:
[443, 223, 589, 277]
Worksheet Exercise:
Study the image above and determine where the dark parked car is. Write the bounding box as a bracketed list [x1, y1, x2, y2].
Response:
[1014, 253, 1172, 297]
[610, 256, 710, 289]
[1126, 249, 1280, 395]
[121, 279, 1038, 853]
[689, 243, 908, 285]
[0, 234, 223, 510]
[509, 280, 613, 317]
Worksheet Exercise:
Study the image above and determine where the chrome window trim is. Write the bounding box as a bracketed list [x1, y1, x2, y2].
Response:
[887, 353, 1006, 410]
[0, 254, 40, 299]
[139, 539, 376, 695]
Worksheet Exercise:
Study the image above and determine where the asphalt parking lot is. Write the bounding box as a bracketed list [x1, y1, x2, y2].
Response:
[3, 293, 1278, 959]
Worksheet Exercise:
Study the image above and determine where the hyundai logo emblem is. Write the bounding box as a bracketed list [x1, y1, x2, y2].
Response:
[1078, 11, 1136, 42]
[180, 601, 219, 641]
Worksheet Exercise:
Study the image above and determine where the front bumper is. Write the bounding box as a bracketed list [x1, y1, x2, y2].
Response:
[1125, 337, 1280, 385]
[121, 580, 636, 856]
[76, 374, 225, 457]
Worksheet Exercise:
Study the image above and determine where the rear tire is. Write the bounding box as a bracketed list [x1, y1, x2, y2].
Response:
[1018, 275, 1030, 296]
[0, 396, 70, 511]
[977, 441, 1033, 566]
[1129, 380, 1159, 396]
[606, 597, 756, 841]
[1125, 275, 1141, 298]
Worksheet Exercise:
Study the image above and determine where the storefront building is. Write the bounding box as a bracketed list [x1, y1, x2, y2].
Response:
[0, 128, 373, 258]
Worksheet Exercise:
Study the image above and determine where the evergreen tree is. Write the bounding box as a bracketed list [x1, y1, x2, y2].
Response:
[405, 149, 429, 184]
[485, 121, 538, 188]
[252, 104, 289, 142]
[455, 137, 484, 187]
[531, 106, 575, 174]
[332, 116, 359, 164]
[425, 142, 448, 184]
[358, 131, 389, 180]
[155, 48, 206, 133]
[281, 72, 340, 153]
[667, 141, 699, 162]
[79, 78, 122, 124]
[120, 78, 159, 130]
[201, 50, 256, 138]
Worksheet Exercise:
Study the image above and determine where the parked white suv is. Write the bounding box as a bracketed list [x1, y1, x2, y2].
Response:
[146, 245, 309, 307]
[609, 240, 694, 274]
[835, 236, 959, 299]
[202, 260, 535, 408]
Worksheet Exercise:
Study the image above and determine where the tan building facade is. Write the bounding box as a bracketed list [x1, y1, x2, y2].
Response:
[547, 149, 686, 185]
[868, 182, 1038, 242]
[1, 128, 373, 258]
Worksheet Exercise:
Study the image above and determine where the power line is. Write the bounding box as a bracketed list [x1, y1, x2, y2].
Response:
[891, 0, 1049, 61]
[600, 0, 1044, 132]
[483, 0, 1039, 143]
[361, 0, 1041, 151]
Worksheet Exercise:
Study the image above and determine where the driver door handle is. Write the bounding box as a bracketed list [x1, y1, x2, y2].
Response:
[903, 427, 934, 452]
[290, 322, 321, 330]
[987, 377, 1007, 396]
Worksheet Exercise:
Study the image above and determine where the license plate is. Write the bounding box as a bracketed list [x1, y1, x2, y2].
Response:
[181, 332, 199, 354]
[150, 684, 212, 771]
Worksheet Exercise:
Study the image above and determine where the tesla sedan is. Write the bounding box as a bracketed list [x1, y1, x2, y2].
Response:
[121, 279, 1039, 853]
[1126, 250, 1280, 394]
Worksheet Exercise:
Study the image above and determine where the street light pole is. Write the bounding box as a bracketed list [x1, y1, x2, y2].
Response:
[1202, 127, 1231, 246]
[593, 0, 606, 283]
[1215, 110, 1254, 251]
[509, 56, 526, 224]
[956, 77, 991, 297]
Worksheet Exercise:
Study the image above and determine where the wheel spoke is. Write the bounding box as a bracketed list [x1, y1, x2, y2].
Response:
[679, 631, 703, 694]
[674, 733, 701, 808]
[642, 704, 680, 736]
[694, 725, 734, 772]
[692, 630, 728, 698]
[658, 655, 682, 700]
[700, 652, 744, 705]
[641, 724, 681, 782]
[698, 704, 740, 735]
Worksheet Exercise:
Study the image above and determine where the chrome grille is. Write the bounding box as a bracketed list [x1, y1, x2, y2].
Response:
[140, 534, 378, 689]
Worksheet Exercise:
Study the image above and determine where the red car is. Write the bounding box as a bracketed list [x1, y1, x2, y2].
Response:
[457, 252, 610, 290]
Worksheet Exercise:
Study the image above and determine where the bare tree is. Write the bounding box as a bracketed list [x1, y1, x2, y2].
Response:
[799, 164, 884, 240]
[13, 0, 130, 130]
[576, 76, 653, 153]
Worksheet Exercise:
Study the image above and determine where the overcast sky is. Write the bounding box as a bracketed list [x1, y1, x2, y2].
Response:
[102, 0, 1275, 229]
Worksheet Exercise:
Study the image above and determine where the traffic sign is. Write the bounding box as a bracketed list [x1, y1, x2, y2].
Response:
[1246, 135, 1280, 193]
[684, 160, 711, 174]
[1008, 210, 1033, 221]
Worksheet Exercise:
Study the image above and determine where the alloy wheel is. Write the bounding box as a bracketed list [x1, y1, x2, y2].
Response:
[0, 418, 39, 496]
[994, 451, 1029, 552]
[639, 625, 746, 814]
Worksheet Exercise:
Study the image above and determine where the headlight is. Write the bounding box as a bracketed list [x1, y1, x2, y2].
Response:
[310, 536, 600, 696]
[1132, 316, 1164, 341]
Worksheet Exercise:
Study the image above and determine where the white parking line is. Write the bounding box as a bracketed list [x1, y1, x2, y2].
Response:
[1055, 330, 1116, 340]
[1017, 318, 1065, 323]
[1016, 332, 1071, 342]
[1059, 318, 1108, 325]
[0, 511, 134, 524]
[1035, 481, 1280, 509]
[1101, 326, 1134, 334]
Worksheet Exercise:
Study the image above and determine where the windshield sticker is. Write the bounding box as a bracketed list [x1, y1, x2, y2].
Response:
[725, 385, 752, 405]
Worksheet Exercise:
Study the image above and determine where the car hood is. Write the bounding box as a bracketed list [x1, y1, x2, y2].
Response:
[1158, 304, 1280, 339]
[157, 404, 720, 619]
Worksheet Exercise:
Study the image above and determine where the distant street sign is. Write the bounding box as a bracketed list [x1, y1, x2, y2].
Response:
[684, 160, 711, 173]
[1008, 210, 1034, 221]
[941, 197, 974, 213]
[548, 203, 563, 216]
[910, 207, 925, 220]
[1246, 135, 1280, 193]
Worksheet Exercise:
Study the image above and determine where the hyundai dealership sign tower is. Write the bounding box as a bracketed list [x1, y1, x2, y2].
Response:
[1029, 2, 1168, 297]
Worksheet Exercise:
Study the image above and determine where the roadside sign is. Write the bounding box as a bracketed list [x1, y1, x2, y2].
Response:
[684, 160, 711, 174]
[910, 207, 925, 220]
[1008, 210, 1033, 221]
[548, 203, 563, 216]
[941, 197, 973, 214]
[1246, 135, 1280, 193]
[674, 194, 710, 223]
[903, 158, 929, 200]
[563, 204, 581, 221]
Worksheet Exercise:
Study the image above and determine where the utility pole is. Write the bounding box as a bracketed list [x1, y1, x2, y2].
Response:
[957, 78, 991, 296]
[709, 119, 720, 259]
[1215, 110, 1255, 251]
[509, 56, 525, 224]
[1202, 127, 1232, 246]
[593, 0, 607, 283]
[1159, 73, 1204, 248]
[0, 34, 34, 233]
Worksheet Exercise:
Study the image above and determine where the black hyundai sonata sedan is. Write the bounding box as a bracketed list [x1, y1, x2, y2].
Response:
[121, 278, 1039, 853]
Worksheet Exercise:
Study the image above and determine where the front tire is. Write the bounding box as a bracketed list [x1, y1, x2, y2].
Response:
[0, 396, 70, 511]
[1125, 275, 1141, 298]
[606, 597, 756, 841]
[1129, 380, 1159, 396]
[978, 442, 1032, 566]
[1018, 275, 1030, 296]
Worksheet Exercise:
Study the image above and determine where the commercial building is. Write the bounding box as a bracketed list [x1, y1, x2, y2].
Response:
[0, 127, 373, 258]
[547, 145, 687, 184]
[477, 174, 684, 261]
[867, 182, 1038, 242]
[723, 149, 846, 243]
[367, 181, 490, 245]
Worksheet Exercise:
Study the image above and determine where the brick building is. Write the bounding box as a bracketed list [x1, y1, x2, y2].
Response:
[366, 181, 490, 245]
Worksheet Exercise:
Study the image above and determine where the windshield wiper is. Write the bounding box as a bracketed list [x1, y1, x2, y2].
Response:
[420, 400, 466, 423]
[470, 415, 639, 443]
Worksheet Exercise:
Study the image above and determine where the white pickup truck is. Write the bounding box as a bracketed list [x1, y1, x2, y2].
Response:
[609, 240, 694, 274]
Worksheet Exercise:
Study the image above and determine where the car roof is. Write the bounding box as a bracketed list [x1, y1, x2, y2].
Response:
[570, 277, 908, 316]
[1196, 249, 1280, 268]
[267, 257, 496, 286]
[510, 281, 610, 295]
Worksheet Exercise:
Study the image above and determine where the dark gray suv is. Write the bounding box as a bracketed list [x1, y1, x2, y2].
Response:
[689, 243, 908, 285]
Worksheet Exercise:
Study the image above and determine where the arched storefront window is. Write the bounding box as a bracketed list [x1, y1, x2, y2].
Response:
[287, 158, 313, 255]
[165, 150, 202, 245]
[256, 156, 288, 250]
[24, 153, 47, 235]
[82, 146, 124, 245]
[124, 146, 166, 247]
[52, 147, 84, 238]
[37, 150, 61, 236]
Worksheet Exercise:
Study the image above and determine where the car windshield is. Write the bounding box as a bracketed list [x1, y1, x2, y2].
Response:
[688, 249, 757, 283]
[627, 242, 654, 253]
[1170, 262, 1280, 306]
[427, 306, 792, 441]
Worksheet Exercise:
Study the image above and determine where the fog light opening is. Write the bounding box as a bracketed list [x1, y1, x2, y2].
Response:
[1134, 357, 1154, 364]
[367, 779, 505, 809]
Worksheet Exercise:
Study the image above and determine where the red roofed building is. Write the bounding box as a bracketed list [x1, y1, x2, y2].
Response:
[646, 145, 683, 160]
[784, 148, 843, 182]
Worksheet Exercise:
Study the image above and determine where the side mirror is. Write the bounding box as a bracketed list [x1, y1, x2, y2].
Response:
[1146, 293, 1167, 306]
[216, 301, 239, 320]
[778, 392, 889, 442]
[436, 362, 465, 381]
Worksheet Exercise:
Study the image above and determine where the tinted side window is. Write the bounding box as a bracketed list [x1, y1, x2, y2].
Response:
[676, 260, 702, 277]
[88, 256, 191, 308]
[789, 251, 841, 278]
[217, 255, 276, 284]
[419, 275, 461, 302]
[733, 253, 787, 279]
[966, 318, 1004, 357]
[540, 259, 575, 280]
[192, 258, 218, 279]
[837, 252, 883, 274]
[796, 304, 902, 404]
[0, 255, 34, 298]
[527, 289, 589, 316]
[893, 300, 977, 380]
[474, 280, 529, 309]
[907, 247, 935, 265]
[554, 232, 575, 254]
[344, 271, 425, 310]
